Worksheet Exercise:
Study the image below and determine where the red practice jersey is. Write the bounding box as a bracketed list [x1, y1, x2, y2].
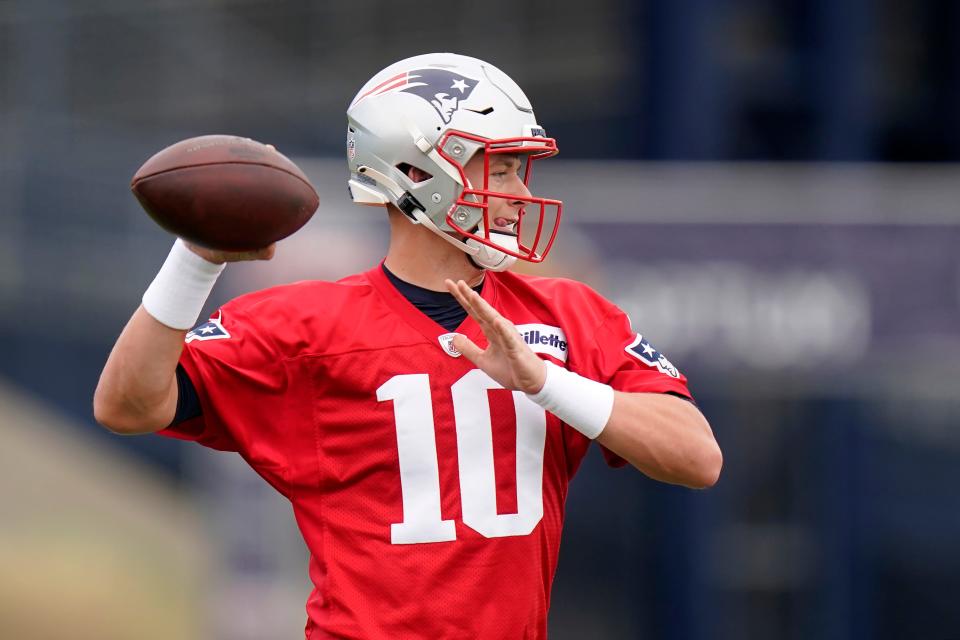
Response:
[162, 265, 692, 639]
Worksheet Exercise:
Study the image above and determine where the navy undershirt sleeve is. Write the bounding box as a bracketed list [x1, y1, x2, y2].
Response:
[171, 363, 202, 426]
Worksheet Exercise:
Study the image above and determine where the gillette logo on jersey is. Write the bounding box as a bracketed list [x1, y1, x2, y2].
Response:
[516, 323, 568, 362]
[353, 69, 480, 124]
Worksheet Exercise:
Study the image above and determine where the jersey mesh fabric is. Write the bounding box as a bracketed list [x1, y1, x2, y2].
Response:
[160, 265, 693, 639]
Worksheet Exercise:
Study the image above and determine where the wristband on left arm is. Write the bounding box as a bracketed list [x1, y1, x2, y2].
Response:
[525, 361, 614, 439]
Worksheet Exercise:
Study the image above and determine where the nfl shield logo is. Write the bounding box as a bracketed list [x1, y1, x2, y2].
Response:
[438, 333, 463, 358]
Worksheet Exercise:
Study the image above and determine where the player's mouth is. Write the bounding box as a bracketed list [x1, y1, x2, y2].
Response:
[492, 216, 518, 234]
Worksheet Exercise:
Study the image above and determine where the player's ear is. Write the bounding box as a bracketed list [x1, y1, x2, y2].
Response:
[397, 163, 433, 183]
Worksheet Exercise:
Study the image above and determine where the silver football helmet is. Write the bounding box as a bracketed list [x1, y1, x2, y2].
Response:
[346, 53, 562, 271]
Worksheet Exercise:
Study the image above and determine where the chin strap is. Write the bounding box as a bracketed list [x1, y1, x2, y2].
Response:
[410, 202, 517, 272]
[466, 229, 518, 272]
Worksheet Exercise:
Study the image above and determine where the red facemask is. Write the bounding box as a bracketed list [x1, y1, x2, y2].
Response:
[436, 130, 562, 264]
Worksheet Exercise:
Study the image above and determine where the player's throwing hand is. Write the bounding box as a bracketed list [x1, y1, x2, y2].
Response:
[445, 278, 547, 394]
[184, 241, 276, 264]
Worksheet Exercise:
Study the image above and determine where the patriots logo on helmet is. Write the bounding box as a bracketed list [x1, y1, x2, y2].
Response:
[354, 68, 480, 124]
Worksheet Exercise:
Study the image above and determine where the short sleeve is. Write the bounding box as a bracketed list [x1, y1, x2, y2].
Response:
[591, 308, 693, 400]
[158, 304, 290, 487]
[577, 303, 694, 468]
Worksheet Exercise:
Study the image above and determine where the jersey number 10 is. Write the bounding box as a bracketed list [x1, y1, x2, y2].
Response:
[377, 369, 547, 544]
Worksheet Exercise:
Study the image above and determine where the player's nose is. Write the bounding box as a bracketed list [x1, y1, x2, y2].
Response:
[504, 175, 532, 205]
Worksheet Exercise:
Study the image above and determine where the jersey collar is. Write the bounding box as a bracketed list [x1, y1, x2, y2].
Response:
[364, 262, 499, 351]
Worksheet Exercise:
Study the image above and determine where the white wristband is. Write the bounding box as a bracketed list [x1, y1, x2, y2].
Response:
[526, 361, 615, 439]
[142, 239, 225, 330]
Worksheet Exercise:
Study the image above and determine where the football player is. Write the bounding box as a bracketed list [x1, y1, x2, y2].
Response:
[95, 53, 722, 639]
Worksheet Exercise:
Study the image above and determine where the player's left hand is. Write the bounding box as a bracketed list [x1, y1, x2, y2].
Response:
[445, 279, 547, 394]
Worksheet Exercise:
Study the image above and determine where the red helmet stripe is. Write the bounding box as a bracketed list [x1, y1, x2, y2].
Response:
[354, 72, 408, 104]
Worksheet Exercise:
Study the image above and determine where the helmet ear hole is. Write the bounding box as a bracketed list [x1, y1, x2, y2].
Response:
[397, 163, 433, 183]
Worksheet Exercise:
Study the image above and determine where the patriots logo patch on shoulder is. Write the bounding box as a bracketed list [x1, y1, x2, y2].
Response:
[185, 315, 231, 343]
[625, 334, 680, 378]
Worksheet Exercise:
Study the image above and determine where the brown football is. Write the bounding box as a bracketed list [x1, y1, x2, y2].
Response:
[131, 135, 319, 251]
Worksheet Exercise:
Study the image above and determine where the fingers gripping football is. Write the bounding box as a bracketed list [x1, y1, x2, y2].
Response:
[184, 241, 277, 264]
[444, 279, 547, 394]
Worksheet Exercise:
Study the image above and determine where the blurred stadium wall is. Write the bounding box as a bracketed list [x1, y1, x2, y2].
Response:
[2, 1, 959, 639]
